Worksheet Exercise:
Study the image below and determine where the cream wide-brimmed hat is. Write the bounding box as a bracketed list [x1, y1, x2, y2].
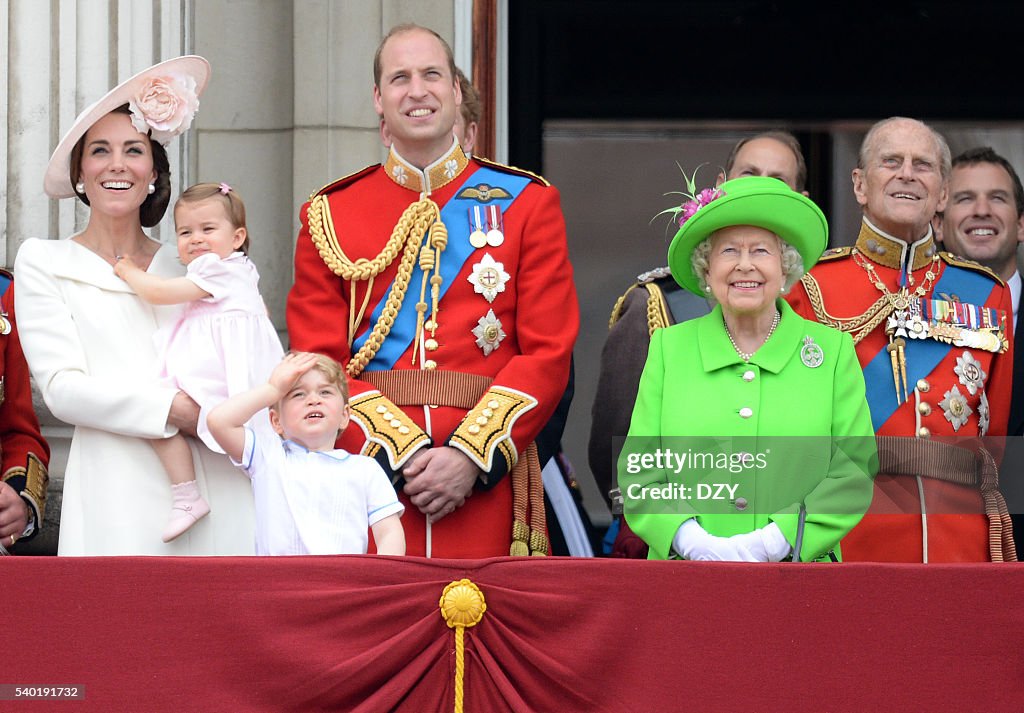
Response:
[44, 55, 211, 198]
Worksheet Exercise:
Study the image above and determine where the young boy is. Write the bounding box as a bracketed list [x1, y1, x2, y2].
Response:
[207, 351, 405, 555]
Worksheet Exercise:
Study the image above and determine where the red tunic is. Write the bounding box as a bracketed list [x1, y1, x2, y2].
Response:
[788, 221, 1013, 562]
[287, 144, 578, 557]
[0, 272, 50, 538]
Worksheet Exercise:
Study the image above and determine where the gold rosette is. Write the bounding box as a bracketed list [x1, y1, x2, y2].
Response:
[439, 579, 487, 712]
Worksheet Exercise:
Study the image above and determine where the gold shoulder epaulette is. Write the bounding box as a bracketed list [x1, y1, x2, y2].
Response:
[473, 156, 550, 187]
[308, 164, 380, 201]
[939, 251, 1005, 286]
[817, 246, 853, 262]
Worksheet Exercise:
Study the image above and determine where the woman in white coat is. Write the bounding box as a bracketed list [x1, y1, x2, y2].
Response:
[15, 57, 255, 555]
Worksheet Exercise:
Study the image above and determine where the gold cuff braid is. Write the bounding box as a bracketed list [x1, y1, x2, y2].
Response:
[348, 391, 429, 470]
[2, 453, 48, 521]
[449, 387, 538, 472]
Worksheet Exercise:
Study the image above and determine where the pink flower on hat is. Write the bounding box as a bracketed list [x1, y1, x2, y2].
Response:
[677, 187, 724, 226]
[129, 73, 200, 145]
[654, 163, 725, 229]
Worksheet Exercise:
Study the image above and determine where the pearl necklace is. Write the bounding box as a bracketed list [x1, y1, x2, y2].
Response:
[725, 309, 780, 362]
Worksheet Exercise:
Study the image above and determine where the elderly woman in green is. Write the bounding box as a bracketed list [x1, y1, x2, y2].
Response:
[621, 175, 875, 561]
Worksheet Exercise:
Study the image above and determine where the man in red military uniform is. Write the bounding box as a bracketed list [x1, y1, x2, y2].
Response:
[287, 24, 578, 558]
[0, 270, 50, 554]
[788, 117, 1016, 561]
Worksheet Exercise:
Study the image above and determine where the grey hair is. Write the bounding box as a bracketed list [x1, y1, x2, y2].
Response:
[691, 232, 805, 302]
[858, 116, 952, 181]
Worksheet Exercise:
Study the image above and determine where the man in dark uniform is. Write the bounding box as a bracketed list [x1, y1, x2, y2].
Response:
[0, 270, 50, 554]
[788, 118, 1016, 562]
[287, 24, 578, 558]
[590, 131, 807, 557]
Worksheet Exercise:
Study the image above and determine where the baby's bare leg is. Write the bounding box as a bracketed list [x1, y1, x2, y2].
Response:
[150, 433, 195, 486]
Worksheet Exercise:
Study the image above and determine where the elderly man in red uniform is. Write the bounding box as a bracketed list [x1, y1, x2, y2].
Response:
[0, 269, 50, 554]
[788, 117, 1016, 561]
[287, 24, 578, 558]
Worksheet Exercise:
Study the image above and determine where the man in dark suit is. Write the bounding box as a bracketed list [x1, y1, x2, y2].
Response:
[588, 131, 808, 557]
[938, 146, 1024, 542]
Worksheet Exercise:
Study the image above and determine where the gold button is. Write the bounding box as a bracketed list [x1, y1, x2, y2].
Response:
[918, 402, 931, 416]
[424, 360, 437, 370]
[424, 320, 437, 332]
[425, 338, 439, 351]
[739, 407, 753, 419]
[917, 379, 930, 393]
[918, 427, 931, 438]
[398, 426, 410, 435]
[476, 416, 488, 425]
[390, 419, 401, 428]
[488, 399, 500, 409]
[742, 370, 755, 382]
[482, 408, 493, 418]
[376, 405, 388, 414]
[468, 424, 481, 435]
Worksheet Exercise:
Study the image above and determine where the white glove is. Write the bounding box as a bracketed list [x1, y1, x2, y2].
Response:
[672, 518, 759, 562]
[730, 522, 792, 562]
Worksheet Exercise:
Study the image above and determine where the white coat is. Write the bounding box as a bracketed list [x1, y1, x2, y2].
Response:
[14, 237, 255, 555]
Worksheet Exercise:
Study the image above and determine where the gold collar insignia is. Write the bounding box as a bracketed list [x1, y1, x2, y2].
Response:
[854, 218, 937, 271]
[383, 139, 469, 194]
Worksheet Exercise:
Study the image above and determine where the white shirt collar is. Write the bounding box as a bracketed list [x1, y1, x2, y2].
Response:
[1008, 271, 1021, 329]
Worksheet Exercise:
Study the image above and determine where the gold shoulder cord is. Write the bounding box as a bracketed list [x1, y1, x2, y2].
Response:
[607, 283, 671, 336]
[642, 283, 672, 336]
[307, 194, 444, 377]
[800, 272, 891, 345]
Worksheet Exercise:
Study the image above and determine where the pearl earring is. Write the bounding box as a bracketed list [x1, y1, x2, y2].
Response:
[147, 183, 156, 195]
[75, 182, 85, 194]
[704, 285, 711, 293]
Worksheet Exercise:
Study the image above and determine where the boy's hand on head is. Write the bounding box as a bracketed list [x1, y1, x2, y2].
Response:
[268, 351, 320, 397]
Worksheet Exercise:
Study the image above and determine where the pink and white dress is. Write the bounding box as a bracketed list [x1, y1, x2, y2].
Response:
[157, 251, 284, 452]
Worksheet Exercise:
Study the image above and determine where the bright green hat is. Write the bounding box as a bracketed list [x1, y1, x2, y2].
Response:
[667, 175, 828, 297]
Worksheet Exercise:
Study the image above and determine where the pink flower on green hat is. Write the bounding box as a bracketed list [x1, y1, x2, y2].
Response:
[654, 164, 725, 229]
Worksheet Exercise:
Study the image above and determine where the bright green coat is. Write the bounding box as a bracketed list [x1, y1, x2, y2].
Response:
[620, 300, 876, 561]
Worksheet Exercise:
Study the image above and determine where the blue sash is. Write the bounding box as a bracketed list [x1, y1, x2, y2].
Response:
[354, 166, 531, 371]
[864, 264, 998, 430]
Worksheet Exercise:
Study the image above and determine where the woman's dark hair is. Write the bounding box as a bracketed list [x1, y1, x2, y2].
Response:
[68, 104, 172, 227]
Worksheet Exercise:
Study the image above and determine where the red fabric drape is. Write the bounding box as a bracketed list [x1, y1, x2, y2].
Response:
[5, 557, 1023, 711]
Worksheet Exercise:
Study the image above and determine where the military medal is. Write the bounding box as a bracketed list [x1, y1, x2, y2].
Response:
[472, 309, 506, 356]
[468, 206, 487, 248]
[485, 205, 504, 247]
[939, 385, 972, 431]
[954, 350, 986, 395]
[800, 335, 823, 368]
[0, 312, 10, 335]
[979, 391, 990, 436]
[467, 253, 511, 303]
